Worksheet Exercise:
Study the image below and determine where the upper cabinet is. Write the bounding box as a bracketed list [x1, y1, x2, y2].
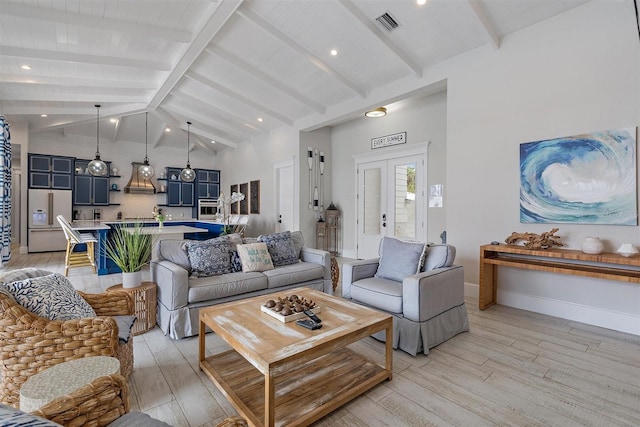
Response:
[164, 167, 195, 207]
[195, 169, 220, 199]
[73, 159, 113, 206]
[28, 154, 74, 190]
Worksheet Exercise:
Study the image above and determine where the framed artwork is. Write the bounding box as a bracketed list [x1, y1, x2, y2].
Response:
[520, 127, 637, 225]
[250, 180, 260, 214]
[230, 184, 239, 214]
[239, 183, 249, 215]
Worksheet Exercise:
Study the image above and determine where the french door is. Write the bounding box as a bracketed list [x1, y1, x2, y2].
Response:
[356, 153, 425, 259]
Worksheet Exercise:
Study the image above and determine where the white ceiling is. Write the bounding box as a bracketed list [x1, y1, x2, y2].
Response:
[0, 0, 590, 154]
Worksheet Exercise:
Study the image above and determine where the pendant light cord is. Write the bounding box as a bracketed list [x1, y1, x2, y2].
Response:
[95, 104, 101, 157]
[635, 0, 640, 43]
[145, 112, 149, 162]
[186, 121, 192, 166]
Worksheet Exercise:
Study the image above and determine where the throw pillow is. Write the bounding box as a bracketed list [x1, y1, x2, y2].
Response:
[422, 244, 456, 272]
[1, 273, 96, 321]
[236, 243, 274, 272]
[230, 250, 243, 272]
[0, 403, 62, 427]
[291, 231, 305, 258]
[257, 231, 298, 267]
[183, 236, 232, 278]
[375, 237, 426, 282]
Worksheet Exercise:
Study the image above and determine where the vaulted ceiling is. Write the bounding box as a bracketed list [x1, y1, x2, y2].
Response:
[0, 0, 590, 154]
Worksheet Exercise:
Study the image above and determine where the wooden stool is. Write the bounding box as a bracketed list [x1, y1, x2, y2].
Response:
[107, 282, 157, 335]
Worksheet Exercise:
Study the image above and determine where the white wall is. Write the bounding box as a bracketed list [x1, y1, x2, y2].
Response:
[446, 1, 640, 333]
[331, 91, 448, 257]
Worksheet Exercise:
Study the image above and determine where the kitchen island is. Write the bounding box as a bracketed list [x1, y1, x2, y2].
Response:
[71, 220, 225, 275]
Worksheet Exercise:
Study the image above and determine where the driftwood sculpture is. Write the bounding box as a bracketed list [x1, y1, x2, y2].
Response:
[505, 228, 563, 249]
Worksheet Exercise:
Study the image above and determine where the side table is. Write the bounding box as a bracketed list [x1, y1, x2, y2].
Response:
[107, 281, 157, 335]
[20, 356, 120, 413]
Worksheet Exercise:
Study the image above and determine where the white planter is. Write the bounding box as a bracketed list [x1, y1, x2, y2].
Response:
[122, 271, 142, 289]
[617, 243, 638, 257]
[581, 237, 604, 254]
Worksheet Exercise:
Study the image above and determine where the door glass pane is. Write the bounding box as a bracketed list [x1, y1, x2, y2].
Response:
[363, 168, 381, 234]
[394, 163, 416, 238]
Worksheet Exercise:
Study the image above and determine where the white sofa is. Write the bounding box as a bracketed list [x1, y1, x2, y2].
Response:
[150, 231, 332, 339]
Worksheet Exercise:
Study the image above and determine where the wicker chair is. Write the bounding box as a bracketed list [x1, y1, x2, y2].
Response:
[0, 289, 135, 408]
[31, 373, 129, 427]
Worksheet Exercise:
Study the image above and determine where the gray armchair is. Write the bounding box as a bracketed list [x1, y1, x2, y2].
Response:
[342, 241, 468, 356]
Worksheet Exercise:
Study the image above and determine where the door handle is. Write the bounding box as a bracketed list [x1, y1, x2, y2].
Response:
[382, 213, 386, 227]
[278, 214, 282, 224]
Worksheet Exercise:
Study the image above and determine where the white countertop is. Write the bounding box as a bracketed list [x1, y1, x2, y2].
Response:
[123, 225, 206, 235]
[71, 219, 224, 231]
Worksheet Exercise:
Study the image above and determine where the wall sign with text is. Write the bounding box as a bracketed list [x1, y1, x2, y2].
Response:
[371, 132, 406, 149]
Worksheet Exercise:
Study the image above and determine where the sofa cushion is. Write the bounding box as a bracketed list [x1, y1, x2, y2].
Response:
[262, 261, 324, 289]
[258, 231, 299, 267]
[291, 231, 305, 258]
[375, 237, 425, 282]
[0, 267, 53, 284]
[1, 272, 96, 321]
[188, 272, 268, 303]
[351, 277, 403, 314]
[230, 250, 243, 272]
[158, 239, 191, 272]
[237, 242, 274, 272]
[183, 236, 232, 278]
[422, 244, 456, 272]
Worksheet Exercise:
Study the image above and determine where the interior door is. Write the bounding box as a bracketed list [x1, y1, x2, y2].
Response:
[357, 155, 424, 259]
[275, 163, 294, 232]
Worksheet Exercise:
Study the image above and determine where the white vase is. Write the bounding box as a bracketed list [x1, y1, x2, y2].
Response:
[122, 271, 142, 289]
[581, 237, 604, 254]
[616, 243, 638, 257]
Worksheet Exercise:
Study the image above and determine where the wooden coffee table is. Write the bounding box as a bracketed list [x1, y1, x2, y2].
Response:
[199, 288, 393, 427]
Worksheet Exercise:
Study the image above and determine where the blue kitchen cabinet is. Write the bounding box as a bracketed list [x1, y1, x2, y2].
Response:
[73, 160, 111, 206]
[165, 167, 195, 207]
[29, 154, 74, 189]
[195, 169, 220, 199]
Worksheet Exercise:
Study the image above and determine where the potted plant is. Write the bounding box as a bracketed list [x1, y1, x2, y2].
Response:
[105, 222, 152, 288]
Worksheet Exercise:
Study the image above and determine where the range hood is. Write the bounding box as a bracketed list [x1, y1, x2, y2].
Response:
[124, 162, 156, 194]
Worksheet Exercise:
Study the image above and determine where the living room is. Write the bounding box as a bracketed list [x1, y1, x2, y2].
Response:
[1, 0, 639, 425]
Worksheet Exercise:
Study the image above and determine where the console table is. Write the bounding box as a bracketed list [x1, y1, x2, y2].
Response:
[479, 244, 640, 310]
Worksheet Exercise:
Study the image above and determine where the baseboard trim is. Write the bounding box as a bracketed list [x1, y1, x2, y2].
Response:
[465, 282, 479, 299]
[497, 289, 640, 336]
[342, 249, 358, 259]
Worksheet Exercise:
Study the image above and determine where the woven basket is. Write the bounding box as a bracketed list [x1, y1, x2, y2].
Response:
[0, 290, 135, 408]
[31, 373, 129, 427]
[216, 416, 248, 427]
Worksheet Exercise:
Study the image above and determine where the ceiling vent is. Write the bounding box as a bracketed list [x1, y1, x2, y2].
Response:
[375, 12, 399, 32]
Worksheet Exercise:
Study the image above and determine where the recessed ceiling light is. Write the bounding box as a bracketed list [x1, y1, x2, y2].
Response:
[40, 114, 47, 118]
[330, 49, 338, 56]
[417, 0, 427, 5]
[110, 118, 117, 123]
[211, 140, 216, 144]
[21, 65, 32, 70]
[365, 107, 387, 118]
[257, 117, 263, 122]
[164, 127, 171, 132]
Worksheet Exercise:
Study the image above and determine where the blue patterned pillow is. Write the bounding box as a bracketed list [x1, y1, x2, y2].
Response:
[0, 403, 62, 426]
[230, 250, 243, 272]
[183, 236, 232, 278]
[257, 231, 299, 267]
[1, 273, 96, 321]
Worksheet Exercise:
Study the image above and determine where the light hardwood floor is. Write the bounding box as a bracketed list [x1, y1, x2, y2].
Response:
[4, 249, 640, 426]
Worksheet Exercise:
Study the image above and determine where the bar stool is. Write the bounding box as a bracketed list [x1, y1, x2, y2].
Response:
[56, 215, 98, 276]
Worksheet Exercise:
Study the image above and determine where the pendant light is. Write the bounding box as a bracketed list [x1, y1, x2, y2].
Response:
[138, 112, 155, 179]
[180, 121, 196, 182]
[88, 104, 109, 176]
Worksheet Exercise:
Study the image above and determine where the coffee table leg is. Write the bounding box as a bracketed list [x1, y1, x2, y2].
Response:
[385, 320, 393, 380]
[199, 319, 205, 367]
[265, 370, 275, 427]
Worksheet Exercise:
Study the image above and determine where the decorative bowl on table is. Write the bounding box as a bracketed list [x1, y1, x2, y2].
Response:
[261, 294, 321, 322]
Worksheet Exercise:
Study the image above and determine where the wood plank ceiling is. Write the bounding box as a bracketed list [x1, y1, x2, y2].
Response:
[0, 0, 590, 153]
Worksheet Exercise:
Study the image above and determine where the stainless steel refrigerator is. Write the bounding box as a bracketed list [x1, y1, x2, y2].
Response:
[28, 189, 72, 252]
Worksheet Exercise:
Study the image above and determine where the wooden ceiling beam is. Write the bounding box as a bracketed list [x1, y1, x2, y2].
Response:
[185, 71, 294, 126]
[0, 3, 192, 42]
[163, 101, 249, 142]
[237, 8, 367, 98]
[467, 0, 501, 50]
[1, 92, 147, 104]
[29, 105, 148, 133]
[147, 0, 243, 110]
[204, 46, 326, 114]
[0, 46, 170, 71]
[0, 74, 158, 90]
[338, 0, 423, 78]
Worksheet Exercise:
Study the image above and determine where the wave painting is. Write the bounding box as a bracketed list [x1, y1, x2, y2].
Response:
[520, 127, 637, 225]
